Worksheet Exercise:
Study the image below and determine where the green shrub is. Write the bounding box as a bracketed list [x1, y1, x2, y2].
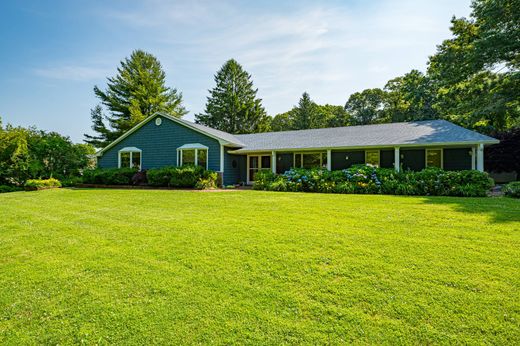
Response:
[253, 170, 276, 190]
[61, 176, 83, 187]
[0, 185, 23, 193]
[25, 178, 62, 189]
[254, 165, 494, 197]
[147, 167, 177, 186]
[82, 168, 137, 185]
[147, 165, 217, 188]
[195, 171, 219, 190]
[503, 182, 520, 198]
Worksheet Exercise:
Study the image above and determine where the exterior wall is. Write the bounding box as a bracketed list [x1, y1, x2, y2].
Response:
[380, 149, 394, 168]
[276, 153, 293, 174]
[98, 115, 221, 171]
[223, 150, 246, 185]
[331, 150, 364, 170]
[401, 149, 426, 171]
[444, 148, 472, 171]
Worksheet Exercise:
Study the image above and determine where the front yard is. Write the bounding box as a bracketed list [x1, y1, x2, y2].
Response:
[0, 189, 519, 344]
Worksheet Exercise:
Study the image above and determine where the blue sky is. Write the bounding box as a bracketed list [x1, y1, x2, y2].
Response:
[0, 0, 471, 143]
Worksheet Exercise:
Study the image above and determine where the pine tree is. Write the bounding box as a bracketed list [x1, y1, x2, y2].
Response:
[84, 50, 187, 147]
[195, 59, 270, 134]
[291, 92, 321, 130]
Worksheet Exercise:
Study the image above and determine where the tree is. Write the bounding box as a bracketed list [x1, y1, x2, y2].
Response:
[384, 70, 439, 122]
[270, 111, 293, 132]
[195, 59, 270, 134]
[344, 88, 387, 125]
[85, 50, 187, 147]
[316, 104, 351, 128]
[290, 92, 323, 130]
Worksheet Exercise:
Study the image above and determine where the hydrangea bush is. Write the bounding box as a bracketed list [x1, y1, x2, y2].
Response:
[254, 165, 494, 197]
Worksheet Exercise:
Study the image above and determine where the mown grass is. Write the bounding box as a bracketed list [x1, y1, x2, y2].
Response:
[0, 189, 519, 344]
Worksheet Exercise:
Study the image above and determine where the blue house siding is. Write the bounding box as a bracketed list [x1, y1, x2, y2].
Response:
[98, 115, 221, 172]
[223, 150, 246, 185]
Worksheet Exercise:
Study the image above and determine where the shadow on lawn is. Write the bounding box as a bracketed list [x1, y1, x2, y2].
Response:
[420, 196, 520, 224]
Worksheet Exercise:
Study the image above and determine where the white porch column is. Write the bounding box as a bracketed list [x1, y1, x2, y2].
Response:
[476, 143, 484, 172]
[326, 149, 332, 171]
[394, 147, 400, 172]
[271, 151, 276, 174]
[471, 147, 476, 170]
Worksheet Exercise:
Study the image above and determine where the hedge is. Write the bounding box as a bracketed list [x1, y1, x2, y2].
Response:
[503, 182, 520, 198]
[82, 168, 137, 185]
[25, 178, 62, 189]
[147, 165, 218, 188]
[254, 165, 494, 197]
[0, 185, 24, 193]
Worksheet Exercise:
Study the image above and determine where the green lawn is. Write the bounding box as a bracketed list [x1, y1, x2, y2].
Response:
[1, 189, 519, 344]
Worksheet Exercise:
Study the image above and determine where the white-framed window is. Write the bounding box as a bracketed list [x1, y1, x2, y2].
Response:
[118, 147, 142, 169]
[177, 144, 208, 169]
[426, 148, 443, 168]
[293, 152, 327, 169]
[365, 150, 380, 167]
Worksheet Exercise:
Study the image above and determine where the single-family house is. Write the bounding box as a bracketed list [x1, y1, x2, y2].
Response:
[96, 113, 499, 186]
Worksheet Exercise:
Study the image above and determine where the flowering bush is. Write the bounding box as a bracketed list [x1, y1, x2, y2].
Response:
[253, 165, 494, 197]
[503, 182, 520, 198]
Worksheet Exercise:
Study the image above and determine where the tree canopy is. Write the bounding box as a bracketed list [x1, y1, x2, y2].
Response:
[195, 59, 270, 134]
[85, 50, 187, 148]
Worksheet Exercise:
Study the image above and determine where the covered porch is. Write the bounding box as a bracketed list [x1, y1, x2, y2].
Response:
[242, 144, 485, 185]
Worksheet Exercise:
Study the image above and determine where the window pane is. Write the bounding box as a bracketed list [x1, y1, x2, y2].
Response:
[131, 152, 141, 170]
[249, 156, 259, 169]
[295, 154, 301, 168]
[182, 149, 195, 165]
[120, 152, 130, 168]
[197, 149, 207, 168]
[302, 153, 321, 169]
[427, 149, 442, 168]
[261, 155, 271, 169]
[366, 150, 380, 167]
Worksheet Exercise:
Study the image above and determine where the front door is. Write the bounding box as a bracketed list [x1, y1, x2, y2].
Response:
[248, 155, 271, 184]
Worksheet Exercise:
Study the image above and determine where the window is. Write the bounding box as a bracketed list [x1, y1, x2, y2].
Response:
[177, 144, 208, 169]
[426, 149, 442, 168]
[248, 155, 271, 182]
[293, 152, 327, 169]
[365, 150, 380, 167]
[118, 147, 142, 169]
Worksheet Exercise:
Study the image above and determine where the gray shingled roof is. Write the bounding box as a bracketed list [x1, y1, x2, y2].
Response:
[177, 118, 245, 147]
[230, 120, 498, 153]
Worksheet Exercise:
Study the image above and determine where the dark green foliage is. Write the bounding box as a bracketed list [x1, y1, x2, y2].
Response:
[24, 178, 62, 189]
[85, 50, 187, 147]
[82, 168, 137, 185]
[146, 165, 218, 188]
[270, 94, 351, 131]
[0, 185, 23, 193]
[0, 123, 94, 186]
[195, 59, 270, 134]
[503, 182, 520, 198]
[485, 127, 520, 174]
[254, 165, 494, 197]
[344, 88, 386, 125]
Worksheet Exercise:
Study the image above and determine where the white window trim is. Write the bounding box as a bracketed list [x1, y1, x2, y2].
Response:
[118, 147, 142, 169]
[177, 144, 209, 169]
[425, 148, 443, 169]
[293, 152, 327, 169]
[365, 149, 380, 167]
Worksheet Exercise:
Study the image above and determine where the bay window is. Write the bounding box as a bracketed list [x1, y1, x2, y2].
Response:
[177, 144, 209, 169]
[118, 147, 142, 169]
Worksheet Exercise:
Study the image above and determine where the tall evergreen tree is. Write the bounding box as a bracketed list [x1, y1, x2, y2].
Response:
[84, 50, 187, 147]
[195, 59, 270, 134]
[290, 92, 320, 130]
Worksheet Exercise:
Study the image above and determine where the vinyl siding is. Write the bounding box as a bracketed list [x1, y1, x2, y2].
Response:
[223, 150, 246, 185]
[444, 148, 472, 171]
[98, 115, 221, 171]
[331, 150, 365, 170]
[401, 149, 426, 171]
